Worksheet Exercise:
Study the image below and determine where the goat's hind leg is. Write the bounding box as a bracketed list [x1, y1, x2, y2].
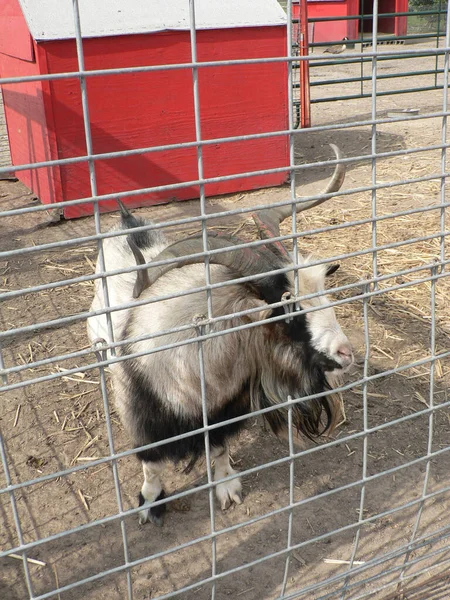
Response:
[138, 459, 166, 526]
[212, 445, 242, 510]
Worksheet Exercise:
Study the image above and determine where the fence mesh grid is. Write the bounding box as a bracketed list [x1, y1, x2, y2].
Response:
[1, 0, 450, 599]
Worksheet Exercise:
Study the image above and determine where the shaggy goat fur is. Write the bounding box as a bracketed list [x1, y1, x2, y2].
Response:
[87, 203, 352, 524]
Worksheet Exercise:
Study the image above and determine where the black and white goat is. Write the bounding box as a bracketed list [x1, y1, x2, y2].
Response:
[87, 144, 353, 525]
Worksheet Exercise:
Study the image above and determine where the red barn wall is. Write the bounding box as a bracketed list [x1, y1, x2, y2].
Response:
[306, 0, 408, 43]
[307, 0, 359, 43]
[378, 0, 408, 36]
[0, 0, 62, 204]
[42, 27, 288, 218]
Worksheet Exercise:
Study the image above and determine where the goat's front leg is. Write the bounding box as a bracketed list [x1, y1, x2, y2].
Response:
[138, 460, 166, 526]
[211, 445, 242, 510]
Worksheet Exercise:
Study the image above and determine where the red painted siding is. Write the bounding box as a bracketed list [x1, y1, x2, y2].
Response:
[2, 27, 285, 218]
[0, 0, 34, 62]
[0, 41, 61, 205]
[1, 0, 288, 219]
[395, 0, 409, 36]
[43, 27, 288, 218]
[305, 0, 407, 43]
[307, 0, 359, 43]
[371, 0, 408, 35]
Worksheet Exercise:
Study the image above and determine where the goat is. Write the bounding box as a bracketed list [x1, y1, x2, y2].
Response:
[87, 144, 353, 526]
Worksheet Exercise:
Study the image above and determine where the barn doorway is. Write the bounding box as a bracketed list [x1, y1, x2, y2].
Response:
[359, 0, 408, 38]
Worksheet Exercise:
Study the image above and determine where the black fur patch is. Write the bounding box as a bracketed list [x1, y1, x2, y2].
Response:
[138, 490, 166, 525]
[256, 272, 291, 306]
[259, 344, 339, 440]
[257, 303, 341, 439]
[120, 209, 162, 250]
[122, 360, 251, 469]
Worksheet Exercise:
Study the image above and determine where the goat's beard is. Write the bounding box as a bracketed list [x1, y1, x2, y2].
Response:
[325, 368, 343, 389]
[250, 365, 342, 442]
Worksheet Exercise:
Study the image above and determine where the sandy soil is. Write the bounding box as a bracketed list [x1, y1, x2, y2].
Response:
[2, 42, 450, 600]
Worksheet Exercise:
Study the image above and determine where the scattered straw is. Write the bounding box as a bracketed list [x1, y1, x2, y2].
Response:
[77, 489, 90, 511]
[52, 563, 62, 600]
[8, 553, 46, 567]
[414, 391, 429, 407]
[324, 559, 366, 565]
[237, 588, 255, 596]
[62, 376, 99, 385]
[13, 404, 21, 427]
[71, 435, 99, 465]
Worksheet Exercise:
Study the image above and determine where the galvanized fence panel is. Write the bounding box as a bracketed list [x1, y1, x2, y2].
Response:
[295, 0, 449, 113]
[1, 1, 450, 599]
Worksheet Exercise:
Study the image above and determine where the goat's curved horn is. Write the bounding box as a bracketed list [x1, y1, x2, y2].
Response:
[129, 145, 344, 298]
[131, 233, 276, 298]
[253, 144, 345, 241]
[127, 236, 151, 299]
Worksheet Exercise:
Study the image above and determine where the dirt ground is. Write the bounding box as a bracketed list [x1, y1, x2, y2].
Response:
[2, 42, 450, 600]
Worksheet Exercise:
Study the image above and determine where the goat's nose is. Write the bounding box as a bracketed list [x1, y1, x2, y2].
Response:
[337, 342, 353, 366]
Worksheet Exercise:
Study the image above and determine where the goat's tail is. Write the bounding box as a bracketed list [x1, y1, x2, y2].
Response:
[116, 199, 164, 251]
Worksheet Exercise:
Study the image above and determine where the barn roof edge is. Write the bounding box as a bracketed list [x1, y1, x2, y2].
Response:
[18, 0, 287, 42]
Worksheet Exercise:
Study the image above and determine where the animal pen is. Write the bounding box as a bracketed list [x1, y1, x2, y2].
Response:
[2, 0, 450, 598]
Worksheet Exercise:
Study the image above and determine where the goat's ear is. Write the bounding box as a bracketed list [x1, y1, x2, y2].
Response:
[326, 264, 340, 277]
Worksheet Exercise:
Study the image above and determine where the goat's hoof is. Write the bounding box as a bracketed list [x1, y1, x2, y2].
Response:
[138, 508, 150, 525]
[150, 512, 165, 527]
[217, 478, 242, 510]
[138, 490, 166, 526]
[138, 509, 164, 527]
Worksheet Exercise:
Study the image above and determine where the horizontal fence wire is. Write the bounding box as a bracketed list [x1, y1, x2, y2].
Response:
[302, 3, 448, 106]
[1, 0, 450, 599]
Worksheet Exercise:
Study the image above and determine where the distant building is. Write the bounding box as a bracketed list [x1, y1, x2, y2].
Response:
[293, 0, 408, 44]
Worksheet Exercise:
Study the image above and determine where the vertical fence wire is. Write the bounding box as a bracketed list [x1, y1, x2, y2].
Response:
[339, 284, 371, 600]
[189, 0, 213, 320]
[71, 0, 116, 357]
[0, 433, 35, 599]
[279, 396, 296, 599]
[435, 0, 443, 87]
[94, 342, 134, 600]
[0, 341, 7, 386]
[360, 2, 365, 98]
[71, 2, 132, 597]
[439, 5, 450, 268]
[371, 0, 379, 289]
[195, 318, 218, 600]
[397, 261, 439, 589]
[188, 1, 217, 595]
[287, 0, 300, 301]
[280, 3, 299, 595]
[397, 7, 450, 586]
[340, 3, 379, 591]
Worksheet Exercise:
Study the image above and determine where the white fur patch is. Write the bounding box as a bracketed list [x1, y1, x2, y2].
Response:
[213, 449, 242, 510]
[139, 461, 164, 525]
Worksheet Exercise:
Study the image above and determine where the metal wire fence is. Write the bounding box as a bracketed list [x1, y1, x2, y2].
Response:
[1, 0, 450, 599]
[296, 0, 449, 110]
